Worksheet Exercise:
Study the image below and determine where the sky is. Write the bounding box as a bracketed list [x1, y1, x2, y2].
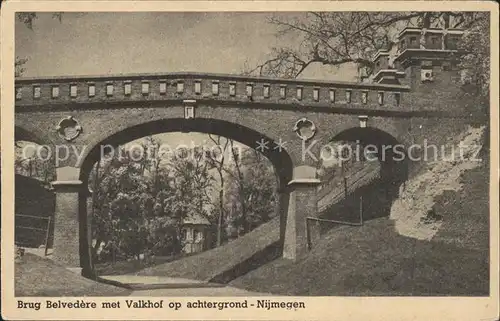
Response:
[15, 12, 357, 80]
[15, 12, 357, 154]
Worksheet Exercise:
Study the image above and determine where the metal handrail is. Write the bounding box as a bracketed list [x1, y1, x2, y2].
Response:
[15, 214, 52, 256]
[15, 214, 51, 220]
[306, 195, 364, 250]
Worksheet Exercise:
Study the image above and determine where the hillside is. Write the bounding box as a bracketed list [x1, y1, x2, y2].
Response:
[230, 126, 490, 295]
[390, 125, 487, 242]
[135, 125, 490, 295]
[16, 253, 131, 296]
[230, 217, 488, 296]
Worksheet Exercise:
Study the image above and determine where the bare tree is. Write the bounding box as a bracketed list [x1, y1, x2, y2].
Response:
[228, 140, 249, 234]
[207, 135, 230, 246]
[247, 12, 484, 79]
[15, 13, 65, 77]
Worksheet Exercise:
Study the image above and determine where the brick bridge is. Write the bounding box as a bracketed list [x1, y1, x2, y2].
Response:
[15, 27, 477, 275]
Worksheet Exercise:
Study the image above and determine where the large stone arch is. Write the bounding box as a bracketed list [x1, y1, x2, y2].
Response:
[78, 117, 294, 188]
[55, 117, 301, 276]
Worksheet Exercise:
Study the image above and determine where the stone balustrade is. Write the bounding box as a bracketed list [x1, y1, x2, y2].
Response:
[15, 72, 410, 111]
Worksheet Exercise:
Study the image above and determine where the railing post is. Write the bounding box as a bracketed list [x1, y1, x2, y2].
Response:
[306, 218, 312, 250]
[44, 216, 52, 256]
[359, 196, 364, 225]
[343, 176, 348, 197]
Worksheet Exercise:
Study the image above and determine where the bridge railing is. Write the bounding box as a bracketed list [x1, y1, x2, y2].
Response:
[15, 72, 409, 110]
[15, 214, 53, 256]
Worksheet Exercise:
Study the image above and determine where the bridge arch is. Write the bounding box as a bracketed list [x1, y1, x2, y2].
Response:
[329, 126, 409, 183]
[78, 117, 294, 187]
[317, 126, 409, 223]
[74, 117, 294, 276]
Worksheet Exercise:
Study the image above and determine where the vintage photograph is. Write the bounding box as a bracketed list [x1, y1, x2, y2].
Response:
[11, 10, 492, 299]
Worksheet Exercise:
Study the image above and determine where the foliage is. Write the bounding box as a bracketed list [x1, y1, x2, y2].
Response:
[89, 138, 218, 261]
[14, 142, 55, 186]
[224, 149, 277, 237]
[457, 13, 490, 110]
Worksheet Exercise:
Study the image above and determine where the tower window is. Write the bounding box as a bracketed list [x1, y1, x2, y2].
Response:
[362, 91, 368, 104]
[394, 92, 401, 106]
[378, 92, 384, 105]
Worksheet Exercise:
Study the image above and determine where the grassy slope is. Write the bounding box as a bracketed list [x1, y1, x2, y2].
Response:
[136, 217, 280, 281]
[432, 162, 489, 251]
[230, 162, 490, 296]
[230, 218, 488, 296]
[134, 143, 490, 295]
[16, 253, 132, 297]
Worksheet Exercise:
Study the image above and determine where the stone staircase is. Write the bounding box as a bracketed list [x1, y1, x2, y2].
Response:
[317, 161, 382, 213]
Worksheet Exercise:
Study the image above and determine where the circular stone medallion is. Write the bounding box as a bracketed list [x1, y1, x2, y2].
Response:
[293, 118, 317, 141]
[56, 116, 82, 141]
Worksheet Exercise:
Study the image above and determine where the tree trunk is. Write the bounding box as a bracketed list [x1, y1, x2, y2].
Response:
[208, 134, 228, 248]
[443, 12, 450, 29]
[93, 239, 102, 261]
[90, 159, 101, 261]
[231, 141, 248, 234]
[422, 12, 431, 28]
[216, 188, 224, 246]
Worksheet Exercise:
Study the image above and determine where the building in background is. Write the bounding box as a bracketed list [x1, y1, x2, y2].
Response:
[182, 214, 211, 254]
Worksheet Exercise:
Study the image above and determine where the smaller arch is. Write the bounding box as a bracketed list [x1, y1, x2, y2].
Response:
[331, 126, 403, 151]
[329, 126, 409, 180]
[318, 126, 409, 224]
